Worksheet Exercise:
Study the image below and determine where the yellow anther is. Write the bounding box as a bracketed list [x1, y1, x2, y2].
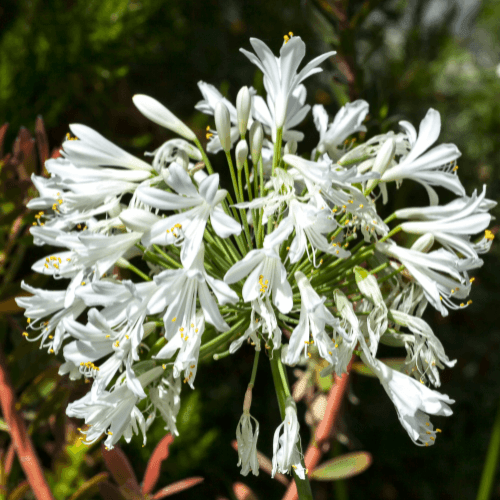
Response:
[485, 229, 494, 240]
[206, 125, 210, 131]
[425, 442, 429, 447]
[453, 165, 459, 171]
[191, 323, 194, 328]
[206, 133, 213, 139]
[439, 296, 443, 301]
[107, 431, 113, 435]
[48, 335, 53, 339]
[470, 277, 475, 283]
[81, 282, 86, 286]
[289, 31, 294, 37]
[44, 263, 49, 269]
[190, 364, 195, 368]
[50, 349, 54, 353]
[66, 258, 71, 261]
[195, 329, 199, 333]
[179, 327, 184, 332]
[22, 332, 29, 337]
[27, 318, 31, 324]
[125, 335, 129, 339]
[425, 422, 430, 426]
[335, 344, 338, 348]
[172, 317, 176, 322]
[430, 436, 435, 441]
[359, 204, 364, 208]
[105, 335, 111, 338]
[162, 364, 166, 369]
[467, 300, 473, 305]
[436, 429, 442, 433]
[284, 35, 290, 43]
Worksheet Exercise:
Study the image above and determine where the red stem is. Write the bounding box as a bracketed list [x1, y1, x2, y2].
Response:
[282, 357, 354, 500]
[0, 347, 55, 500]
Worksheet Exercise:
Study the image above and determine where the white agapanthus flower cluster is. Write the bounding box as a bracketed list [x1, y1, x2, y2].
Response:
[17, 34, 495, 481]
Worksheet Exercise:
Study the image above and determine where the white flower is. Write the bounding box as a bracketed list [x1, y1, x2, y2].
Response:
[133, 94, 197, 142]
[390, 310, 456, 387]
[136, 163, 241, 267]
[272, 398, 305, 479]
[286, 271, 337, 366]
[332, 290, 360, 374]
[67, 366, 163, 450]
[263, 199, 340, 265]
[360, 354, 454, 446]
[236, 387, 260, 477]
[15, 281, 86, 354]
[376, 241, 474, 316]
[313, 100, 369, 158]
[148, 372, 181, 436]
[195, 81, 245, 153]
[62, 124, 152, 171]
[153, 312, 206, 389]
[229, 304, 262, 354]
[224, 246, 293, 314]
[148, 243, 237, 335]
[144, 138, 202, 173]
[354, 266, 388, 357]
[381, 109, 465, 203]
[252, 85, 310, 142]
[240, 36, 335, 128]
[398, 186, 494, 260]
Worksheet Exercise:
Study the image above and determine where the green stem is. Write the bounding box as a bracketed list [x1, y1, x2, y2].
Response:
[477, 398, 500, 500]
[249, 348, 260, 386]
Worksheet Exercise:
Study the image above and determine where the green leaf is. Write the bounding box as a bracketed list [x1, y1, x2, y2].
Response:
[310, 452, 372, 481]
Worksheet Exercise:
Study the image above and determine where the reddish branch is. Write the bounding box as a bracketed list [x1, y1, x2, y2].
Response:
[0, 347, 55, 500]
[282, 357, 354, 500]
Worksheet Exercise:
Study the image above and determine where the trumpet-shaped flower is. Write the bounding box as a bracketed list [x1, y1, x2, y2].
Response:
[137, 163, 241, 267]
[360, 354, 454, 446]
[313, 100, 369, 158]
[240, 36, 335, 129]
[224, 246, 293, 314]
[381, 109, 465, 203]
[286, 272, 338, 366]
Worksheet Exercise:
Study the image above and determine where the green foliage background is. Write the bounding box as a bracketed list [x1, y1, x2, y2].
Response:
[1, 0, 499, 498]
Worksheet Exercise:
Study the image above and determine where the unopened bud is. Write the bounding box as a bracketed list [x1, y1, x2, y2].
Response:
[249, 121, 263, 164]
[411, 233, 435, 253]
[236, 139, 249, 171]
[133, 95, 197, 142]
[367, 138, 395, 191]
[215, 101, 232, 152]
[236, 86, 251, 137]
[284, 140, 297, 155]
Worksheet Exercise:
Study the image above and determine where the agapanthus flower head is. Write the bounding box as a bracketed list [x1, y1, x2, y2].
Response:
[17, 34, 495, 480]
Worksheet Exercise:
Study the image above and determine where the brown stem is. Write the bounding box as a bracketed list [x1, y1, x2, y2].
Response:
[282, 357, 354, 500]
[0, 346, 54, 500]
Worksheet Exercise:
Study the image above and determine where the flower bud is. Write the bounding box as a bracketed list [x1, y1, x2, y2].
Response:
[367, 138, 395, 191]
[411, 233, 435, 253]
[236, 86, 251, 137]
[133, 95, 197, 142]
[249, 121, 263, 164]
[215, 101, 232, 152]
[236, 139, 249, 171]
[284, 140, 297, 155]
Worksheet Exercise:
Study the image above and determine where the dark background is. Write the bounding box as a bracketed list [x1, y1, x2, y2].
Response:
[1, 0, 499, 498]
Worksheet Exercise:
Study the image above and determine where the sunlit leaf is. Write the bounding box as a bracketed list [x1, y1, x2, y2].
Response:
[310, 451, 372, 481]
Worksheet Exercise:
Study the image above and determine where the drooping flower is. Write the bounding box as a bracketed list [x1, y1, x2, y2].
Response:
[272, 398, 306, 479]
